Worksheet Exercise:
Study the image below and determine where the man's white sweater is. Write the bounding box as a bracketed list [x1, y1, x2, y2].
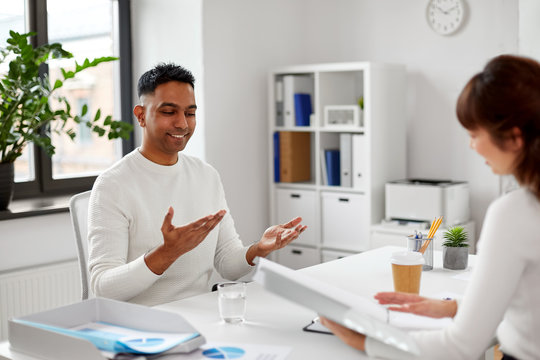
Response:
[87, 149, 252, 306]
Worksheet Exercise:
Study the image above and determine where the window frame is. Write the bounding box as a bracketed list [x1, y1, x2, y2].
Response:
[13, 0, 134, 199]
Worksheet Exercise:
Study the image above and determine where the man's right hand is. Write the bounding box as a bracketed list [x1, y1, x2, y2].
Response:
[144, 207, 226, 275]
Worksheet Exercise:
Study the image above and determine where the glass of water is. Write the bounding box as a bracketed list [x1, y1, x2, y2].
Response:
[217, 281, 247, 324]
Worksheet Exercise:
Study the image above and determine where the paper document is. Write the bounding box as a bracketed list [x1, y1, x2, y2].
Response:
[14, 319, 200, 356]
[173, 342, 291, 360]
[253, 258, 453, 355]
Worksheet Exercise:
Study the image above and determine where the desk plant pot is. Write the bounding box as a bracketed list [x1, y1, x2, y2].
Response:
[0, 162, 14, 210]
[442, 226, 469, 270]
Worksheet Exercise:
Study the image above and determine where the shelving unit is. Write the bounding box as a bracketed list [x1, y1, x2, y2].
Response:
[268, 62, 407, 269]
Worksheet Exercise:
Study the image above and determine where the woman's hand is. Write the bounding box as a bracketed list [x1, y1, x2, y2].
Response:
[375, 292, 457, 318]
[319, 317, 366, 351]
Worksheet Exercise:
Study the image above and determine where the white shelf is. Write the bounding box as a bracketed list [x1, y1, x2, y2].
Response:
[269, 62, 407, 268]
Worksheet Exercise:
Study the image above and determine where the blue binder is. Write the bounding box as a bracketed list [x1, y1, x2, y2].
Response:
[273, 132, 280, 182]
[294, 93, 312, 126]
[325, 149, 340, 186]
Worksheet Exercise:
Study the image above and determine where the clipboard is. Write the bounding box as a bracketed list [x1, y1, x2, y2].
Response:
[302, 317, 333, 335]
[253, 257, 422, 356]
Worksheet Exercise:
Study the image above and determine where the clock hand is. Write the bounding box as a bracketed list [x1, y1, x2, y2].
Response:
[435, 5, 446, 13]
[445, 5, 458, 13]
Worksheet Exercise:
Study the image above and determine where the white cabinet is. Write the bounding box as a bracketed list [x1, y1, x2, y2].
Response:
[276, 189, 317, 246]
[269, 62, 406, 267]
[321, 192, 369, 251]
[276, 245, 320, 270]
[321, 249, 356, 263]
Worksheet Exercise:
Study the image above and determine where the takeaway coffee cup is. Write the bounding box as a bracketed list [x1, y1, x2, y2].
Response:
[391, 251, 425, 294]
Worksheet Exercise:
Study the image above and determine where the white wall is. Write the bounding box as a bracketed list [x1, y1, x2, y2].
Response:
[202, 0, 519, 244]
[0, 213, 75, 272]
[130, 0, 205, 159]
[519, 0, 540, 61]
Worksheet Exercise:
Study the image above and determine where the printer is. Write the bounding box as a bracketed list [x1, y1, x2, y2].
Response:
[385, 179, 470, 226]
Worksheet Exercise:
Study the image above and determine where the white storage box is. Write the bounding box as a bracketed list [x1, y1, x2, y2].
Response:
[321, 192, 369, 251]
[276, 188, 317, 246]
[276, 245, 320, 270]
[8, 297, 205, 360]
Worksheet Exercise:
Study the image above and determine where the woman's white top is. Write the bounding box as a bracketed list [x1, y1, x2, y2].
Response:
[367, 188, 540, 360]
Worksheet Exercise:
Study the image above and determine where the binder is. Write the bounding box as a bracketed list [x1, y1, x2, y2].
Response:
[340, 133, 352, 187]
[320, 149, 328, 186]
[352, 134, 367, 189]
[324, 149, 340, 186]
[273, 132, 280, 182]
[279, 131, 311, 182]
[293, 93, 312, 126]
[283, 75, 313, 127]
[275, 80, 284, 126]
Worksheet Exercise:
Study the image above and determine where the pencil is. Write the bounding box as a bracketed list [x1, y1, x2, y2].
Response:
[420, 216, 443, 254]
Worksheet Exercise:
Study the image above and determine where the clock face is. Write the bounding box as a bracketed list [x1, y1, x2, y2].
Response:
[427, 0, 465, 35]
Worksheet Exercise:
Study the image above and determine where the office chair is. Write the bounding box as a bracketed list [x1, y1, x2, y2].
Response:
[68, 190, 92, 300]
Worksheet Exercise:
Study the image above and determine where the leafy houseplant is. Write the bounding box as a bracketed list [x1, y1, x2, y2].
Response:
[0, 31, 132, 209]
[442, 226, 469, 270]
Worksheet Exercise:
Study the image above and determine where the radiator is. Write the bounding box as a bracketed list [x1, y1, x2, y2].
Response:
[0, 260, 80, 341]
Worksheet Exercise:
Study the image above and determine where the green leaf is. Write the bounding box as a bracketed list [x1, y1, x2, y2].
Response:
[66, 128, 76, 140]
[52, 79, 63, 90]
[93, 109, 101, 122]
[81, 104, 88, 117]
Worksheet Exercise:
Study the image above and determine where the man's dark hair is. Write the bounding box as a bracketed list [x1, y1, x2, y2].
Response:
[137, 63, 195, 97]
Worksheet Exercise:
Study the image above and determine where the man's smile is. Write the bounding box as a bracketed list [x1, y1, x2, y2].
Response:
[168, 133, 188, 139]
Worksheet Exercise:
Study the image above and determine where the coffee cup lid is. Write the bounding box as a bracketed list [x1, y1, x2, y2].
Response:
[391, 251, 425, 265]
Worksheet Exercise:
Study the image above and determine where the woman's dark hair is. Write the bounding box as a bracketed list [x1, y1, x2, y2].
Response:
[456, 54, 540, 200]
[137, 63, 195, 98]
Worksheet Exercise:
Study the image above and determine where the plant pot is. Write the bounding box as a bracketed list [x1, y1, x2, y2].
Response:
[443, 246, 469, 270]
[0, 162, 15, 210]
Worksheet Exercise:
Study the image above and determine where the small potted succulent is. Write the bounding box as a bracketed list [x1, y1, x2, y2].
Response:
[442, 226, 469, 270]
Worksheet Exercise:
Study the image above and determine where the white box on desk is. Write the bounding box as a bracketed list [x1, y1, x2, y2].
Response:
[8, 297, 205, 360]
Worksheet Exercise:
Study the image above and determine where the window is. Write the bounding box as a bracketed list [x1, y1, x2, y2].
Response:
[0, 0, 133, 198]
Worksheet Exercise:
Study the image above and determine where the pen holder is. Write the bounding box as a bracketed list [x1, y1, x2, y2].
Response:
[407, 236, 433, 271]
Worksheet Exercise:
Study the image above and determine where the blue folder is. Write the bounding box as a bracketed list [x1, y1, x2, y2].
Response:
[294, 93, 312, 126]
[325, 149, 340, 186]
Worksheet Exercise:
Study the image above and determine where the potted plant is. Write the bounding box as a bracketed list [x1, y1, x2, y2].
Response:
[442, 226, 469, 270]
[0, 31, 132, 209]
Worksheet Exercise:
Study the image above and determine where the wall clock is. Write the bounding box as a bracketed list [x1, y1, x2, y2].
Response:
[426, 0, 466, 35]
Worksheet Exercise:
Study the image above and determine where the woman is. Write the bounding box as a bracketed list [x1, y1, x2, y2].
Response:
[321, 54, 540, 360]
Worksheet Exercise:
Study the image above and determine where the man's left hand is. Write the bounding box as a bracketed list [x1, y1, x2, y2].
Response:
[246, 217, 306, 265]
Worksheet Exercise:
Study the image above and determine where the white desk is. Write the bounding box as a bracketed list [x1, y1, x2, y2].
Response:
[0, 246, 475, 360]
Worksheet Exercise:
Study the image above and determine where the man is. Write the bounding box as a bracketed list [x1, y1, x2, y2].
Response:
[88, 63, 306, 306]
